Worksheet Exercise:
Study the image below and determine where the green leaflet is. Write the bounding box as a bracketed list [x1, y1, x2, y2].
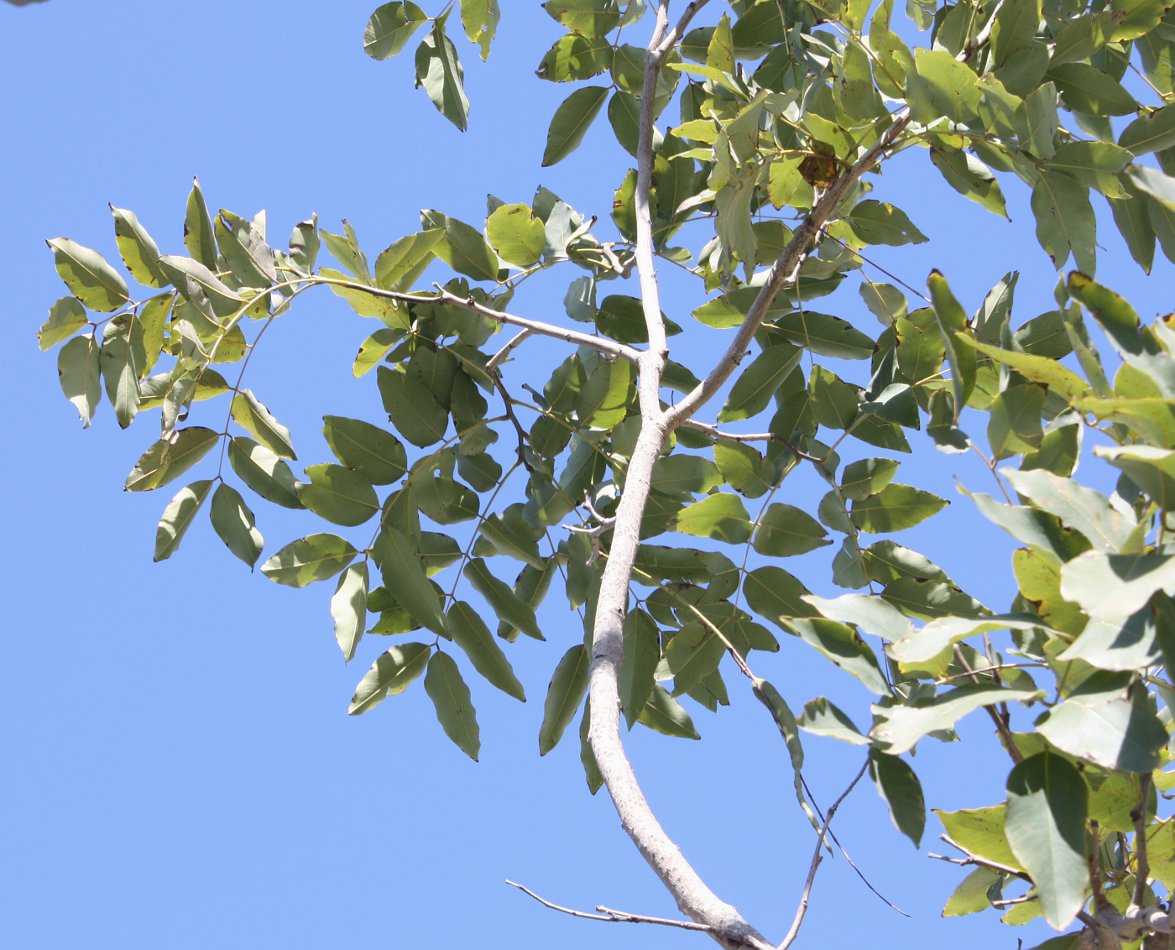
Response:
[349, 642, 431, 715]
[542, 86, 609, 166]
[331, 562, 369, 663]
[125, 428, 219, 492]
[261, 534, 358, 587]
[539, 644, 590, 755]
[1005, 752, 1089, 929]
[297, 464, 380, 527]
[446, 600, 525, 701]
[47, 238, 129, 313]
[154, 480, 213, 562]
[210, 483, 264, 567]
[372, 528, 447, 636]
[364, 2, 428, 60]
[415, 22, 470, 132]
[231, 389, 296, 459]
[424, 651, 480, 760]
[869, 750, 925, 846]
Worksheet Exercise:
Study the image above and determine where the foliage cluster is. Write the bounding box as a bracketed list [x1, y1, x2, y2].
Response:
[37, 0, 1175, 946]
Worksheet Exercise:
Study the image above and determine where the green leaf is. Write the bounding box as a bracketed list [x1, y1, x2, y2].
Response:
[1060, 550, 1175, 620]
[799, 697, 868, 744]
[57, 332, 101, 427]
[543, 0, 621, 37]
[209, 483, 263, 567]
[942, 868, 1002, 917]
[743, 566, 816, 626]
[542, 85, 608, 166]
[321, 415, 407, 485]
[713, 442, 776, 498]
[579, 700, 603, 794]
[637, 683, 700, 739]
[373, 528, 447, 636]
[47, 238, 129, 312]
[753, 678, 819, 829]
[650, 454, 723, 494]
[466, 559, 544, 641]
[849, 200, 928, 246]
[415, 23, 470, 132]
[100, 315, 140, 429]
[937, 804, 1024, 870]
[841, 458, 900, 500]
[927, 270, 976, 416]
[869, 750, 925, 846]
[296, 463, 379, 527]
[348, 642, 431, 715]
[889, 614, 1057, 664]
[425, 651, 480, 760]
[154, 480, 213, 561]
[461, 0, 499, 58]
[674, 493, 752, 543]
[1038, 684, 1167, 772]
[364, 1, 427, 59]
[803, 592, 914, 641]
[1048, 63, 1138, 116]
[907, 48, 982, 125]
[790, 618, 890, 694]
[377, 366, 449, 447]
[666, 622, 724, 696]
[930, 147, 1008, 218]
[771, 312, 877, 360]
[183, 178, 217, 270]
[1031, 170, 1095, 272]
[1002, 467, 1134, 551]
[988, 384, 1046, 458]
[331, 562, 369, 662]
[621, 610, 660, 729]
[157, 254, 244, 319]
[260, 534, 358, 587]
[873, 685, 1040, 754]
[374, 229, 443, 291]
[38, 296, 89, 351]
[1005, 752, 1089, 929]
[227, 438, 301, 509]
[1120, 105, 1175, 156]
[125, 428, 219, 492]
[420, 209, 499, 282]
[447, 600, 525, 701]
[753, 504, 830, 556]
[537, 33, 612, 82]
[851, 484, 948, 533]
[717, 345, 802, 422]
[539, 644, 590, 755]
[110, 205, 167, 287]
[230, 389, 296, 459]
[486, 203, 546, 266]
[957, 336, 1089, 400]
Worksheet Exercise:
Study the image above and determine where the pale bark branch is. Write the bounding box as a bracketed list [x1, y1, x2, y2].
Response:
[312, 276, 641, 365]
[584, 4, 774, 949]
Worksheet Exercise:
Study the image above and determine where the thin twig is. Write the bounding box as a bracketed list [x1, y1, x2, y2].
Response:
[779, 762, 869, 950]
[505, 880, 714, 933]
[934, 835, 1033, 882]
[312, 276, 641, 365]
[488, 328, 533, 371]
[952, 646, 1023, 763]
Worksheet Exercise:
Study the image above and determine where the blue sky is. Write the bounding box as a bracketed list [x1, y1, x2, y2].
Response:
[2, 3, 1171, 949]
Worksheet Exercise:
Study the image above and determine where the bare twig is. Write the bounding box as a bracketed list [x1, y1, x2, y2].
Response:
[952, 646, 1023, 764]
[933, 835, 1033, 882]
[487, 328, 533, 371]
[779, 763, 869, 950]
[505, 880, 713, 932]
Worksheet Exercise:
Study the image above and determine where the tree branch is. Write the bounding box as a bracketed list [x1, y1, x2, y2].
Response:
[505, 880, 716, 933]
[584, 5, 774, 949]
[1132, 772, 1153, 909]
[311, 276, 641, 365]
[665, 112, 910, 428]
[778, 762, 869, 950]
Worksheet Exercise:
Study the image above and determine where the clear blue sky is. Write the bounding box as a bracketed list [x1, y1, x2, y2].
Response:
[2, 3, 1170, 949]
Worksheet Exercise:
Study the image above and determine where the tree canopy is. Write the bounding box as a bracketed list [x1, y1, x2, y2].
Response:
[26, 0, 1175, 948]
